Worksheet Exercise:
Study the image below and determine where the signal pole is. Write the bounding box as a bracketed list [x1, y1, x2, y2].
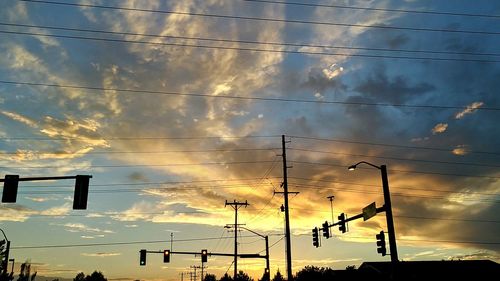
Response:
[281, 135, 293, 280]
[225, 200, 249, 280]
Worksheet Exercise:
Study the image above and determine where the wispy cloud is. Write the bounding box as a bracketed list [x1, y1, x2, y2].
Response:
[431, 123, 448, 134]
[455, 101, 484, 119]
[81, 252, 122, 257]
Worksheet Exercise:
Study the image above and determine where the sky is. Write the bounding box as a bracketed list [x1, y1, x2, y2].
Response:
[0, 0, 499, 280]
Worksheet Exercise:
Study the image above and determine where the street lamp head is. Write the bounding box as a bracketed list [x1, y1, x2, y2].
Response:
[348, 165, 357, 171]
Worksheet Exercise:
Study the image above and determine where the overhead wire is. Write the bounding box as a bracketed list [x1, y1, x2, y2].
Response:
[288, 147, 500, 168]
[2, 22, 500, 58]
[240, 0, 500, 19]
[289, 135, 500, 155]
[18, 0, 500, 36]
[1, 29, 499, 63]
[2, 80, 500, 111]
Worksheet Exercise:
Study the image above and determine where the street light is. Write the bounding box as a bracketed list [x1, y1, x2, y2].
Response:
[348, 161, 399, 264]
[225, 225, 270, 279]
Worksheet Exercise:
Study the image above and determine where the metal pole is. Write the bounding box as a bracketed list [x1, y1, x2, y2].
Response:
[234, 206, 238, 280]
[10, 259, 14, 275]
[265, 236, 270, 279]
[281, 135, 293, 281]
[381, 165, 398, 263]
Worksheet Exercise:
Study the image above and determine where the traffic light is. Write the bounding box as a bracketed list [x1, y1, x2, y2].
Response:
[201, 249, 208, 263]
[312, 227, 319, 248]
[163, 250, 170, 263]
[73, 175, 91, 210]
[376, 231, 386, 256]
[139, 249, 146, 266]
[338, 213, 346, 233]
[322, 221, 330, 238]
[2, 175, 19, 203]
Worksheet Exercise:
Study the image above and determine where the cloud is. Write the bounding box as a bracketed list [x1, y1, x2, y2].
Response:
[1, 110, 38, 128]
[431, 123, 448, 134]
[455, 102, 484, 119]
[59, 223, 115, 234]
[81, 252, 122, 257]
[452, 145, 469, 156]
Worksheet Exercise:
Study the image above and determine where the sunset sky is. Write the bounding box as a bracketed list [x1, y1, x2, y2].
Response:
[0, 0, 499, 280]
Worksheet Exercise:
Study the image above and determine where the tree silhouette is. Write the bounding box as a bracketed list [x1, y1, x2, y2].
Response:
[203, 274, 216, 281]
[295, 266, 335, 281]
[271, 270, 284, 281]
[219, 273, 233, 281]
[73, 271, 106, 281]
[235, 271, 253, 281]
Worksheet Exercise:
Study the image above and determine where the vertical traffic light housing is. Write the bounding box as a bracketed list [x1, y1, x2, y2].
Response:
[139, 249, 147, 266]
[163, 250, 170, 263]
[201, 249, 208, 263]
[73, 175, 91, 210]
[376, 231, 386, 256]
[2, 175, 19, 203]
[312, 227, 319, 248]
[338, 213, 346, 233]
[322, 221, 330, 239]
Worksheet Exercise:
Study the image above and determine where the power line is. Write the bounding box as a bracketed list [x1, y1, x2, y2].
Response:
[289, 147, 500, 168]
[288, 183, 500, 204]
[2, 80, 500, 111]
[0, 160, 277, 169]
[289, 135, 500, 156]
[0, 147, 280, 155]
[3, 22, 500, 58]
[288, 176, 499, 197]
[294, 233, 500, 245]
[0, 133, 279, 141]
[19, 0, 500, 36]
[10, 177, 283, 188]
[396, 215, 500, 224]
[240, 0, 500, 19]
[290, 160, 500, 179]
[11, 234, 284, 250]
[3, 30, 499, 63]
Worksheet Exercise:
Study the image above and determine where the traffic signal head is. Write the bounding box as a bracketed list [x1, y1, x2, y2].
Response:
[322, 221, 330, 238]
[338, 213, 346, 233]
[163, 250, 170, 263]
[139, 249, 147, 266]
[201, 249, 208, 263]
[73, 175, 91, 210]
[376, 231, 386, 256]
[2, 175, 19, 203]
[312, 227, 319, 248]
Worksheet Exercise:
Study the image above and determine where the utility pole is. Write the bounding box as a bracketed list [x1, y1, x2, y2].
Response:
[190, 266, 200, 281]
[225, 200, 249, 280]
[381, 165, 399, 264]
[171, 232, 174, 252]
[280, 135, 293, 280]
[327, 196, 335, 224]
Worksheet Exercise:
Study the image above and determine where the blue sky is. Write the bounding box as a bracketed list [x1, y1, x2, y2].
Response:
[1, 0, 499, 280]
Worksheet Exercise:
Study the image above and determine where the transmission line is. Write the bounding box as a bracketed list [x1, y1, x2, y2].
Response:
[3, 22, 499, 58]
[240, 0, 500, 19]
[18, 0, 500, 35]
[2, 80, 500, 111]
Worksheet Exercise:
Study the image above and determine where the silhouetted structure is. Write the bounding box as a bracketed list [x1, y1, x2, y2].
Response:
[358, 260, 500, 281]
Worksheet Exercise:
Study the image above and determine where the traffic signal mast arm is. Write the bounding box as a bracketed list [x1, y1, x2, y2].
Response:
[0, 176, 86, 182]
[322, 206, 386, 231]
[141, 250, 267, 259]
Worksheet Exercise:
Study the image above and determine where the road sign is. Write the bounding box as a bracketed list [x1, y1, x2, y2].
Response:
[362, 202, 377, 221]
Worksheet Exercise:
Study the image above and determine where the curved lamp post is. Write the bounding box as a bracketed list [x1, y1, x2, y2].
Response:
[225, 226, 270, 279]
[348, 161, 399, 264]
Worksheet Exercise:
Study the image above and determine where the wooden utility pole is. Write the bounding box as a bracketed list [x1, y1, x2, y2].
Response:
[225, 200, 249, 280]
